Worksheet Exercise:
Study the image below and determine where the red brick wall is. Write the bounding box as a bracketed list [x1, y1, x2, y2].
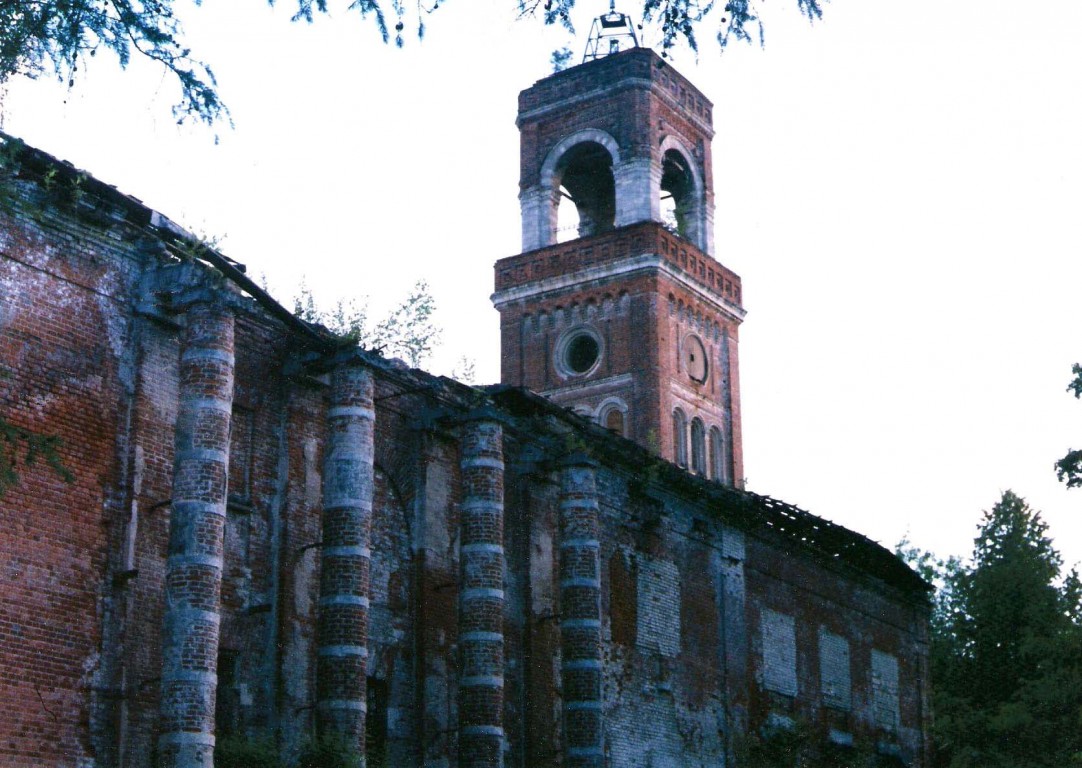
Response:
[0, 189, 138, 766]
[1, 143, 928, 768]
[744, 532, 930, 761]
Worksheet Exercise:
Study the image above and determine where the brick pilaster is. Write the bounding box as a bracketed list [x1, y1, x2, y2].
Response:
[458, 414, 505, 768]
[158, 301, 235, 768]
[558, 454, 604, 767]
[316, 363, 375, 753]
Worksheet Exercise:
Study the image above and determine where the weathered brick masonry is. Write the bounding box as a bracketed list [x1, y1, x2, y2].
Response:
[158, 298, 236, 768]
[558, 455, 603, 768]
[0, 43, 931, 768]
[316, 363, 374, 748]
[458, 415, 507, 768]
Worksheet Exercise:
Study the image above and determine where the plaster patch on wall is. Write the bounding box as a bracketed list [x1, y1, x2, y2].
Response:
[636, 557, 681, 657]
[303, 438, 320, 506]
[818, 628, 851, 710]
[872, 649, 900, 732]
[760, 609, 797, 697]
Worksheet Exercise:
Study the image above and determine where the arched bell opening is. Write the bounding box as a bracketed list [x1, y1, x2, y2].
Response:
[660, 148, 695, 240]
[554, 141, 616, 243]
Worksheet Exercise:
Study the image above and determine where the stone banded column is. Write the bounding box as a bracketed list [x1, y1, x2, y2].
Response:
[158, 301, 235, 768]
[458, 413, 506, 768]
[316, 363, 375, 752]
[558, 454, 604, 768]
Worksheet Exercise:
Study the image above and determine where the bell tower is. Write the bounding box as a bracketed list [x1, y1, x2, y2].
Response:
[492, 45, 745, 487]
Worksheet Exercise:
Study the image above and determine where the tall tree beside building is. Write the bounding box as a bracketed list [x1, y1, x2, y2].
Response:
[906, 491, 1082, 768]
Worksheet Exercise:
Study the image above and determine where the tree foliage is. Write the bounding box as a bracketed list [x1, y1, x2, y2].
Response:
[1, 0, 226, 124]
[1, 0, 825, 125]
[294, 278, 441, 368]
[1056, 363, 1082, 488]
[901, 491, 1082, 768]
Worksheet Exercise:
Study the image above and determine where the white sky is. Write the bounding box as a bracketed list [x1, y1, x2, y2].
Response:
[4, 0, 1081, 569]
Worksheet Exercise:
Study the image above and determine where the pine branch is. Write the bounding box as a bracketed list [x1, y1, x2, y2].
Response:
[0, 415, 74, 497]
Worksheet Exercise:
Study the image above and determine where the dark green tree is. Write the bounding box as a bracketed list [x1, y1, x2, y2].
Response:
[904, 491, 1082, 768]
[0, 0, 824, 126]
[1055, 363, 1082, 488]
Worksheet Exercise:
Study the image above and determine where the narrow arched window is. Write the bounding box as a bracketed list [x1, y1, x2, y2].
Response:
[690, 418, 706, 475]
[709, 426, 727, 484]
[672, 408, 688, 468]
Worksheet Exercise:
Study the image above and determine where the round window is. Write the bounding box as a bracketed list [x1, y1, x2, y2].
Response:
[566, 333, 600, 374]
[557, 327, 603, 377]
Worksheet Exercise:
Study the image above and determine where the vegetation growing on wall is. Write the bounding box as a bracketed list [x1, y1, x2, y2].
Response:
[0, 368, 74, 496]
[293, 278, 441, 368]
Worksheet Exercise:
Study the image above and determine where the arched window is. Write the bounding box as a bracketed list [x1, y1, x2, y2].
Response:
[690, 418, 706, 475]
[672, 408, 688, 468]
[598, 399, 628, 437]
[554, 142, 616, 242]
[709, 426, 727, 484]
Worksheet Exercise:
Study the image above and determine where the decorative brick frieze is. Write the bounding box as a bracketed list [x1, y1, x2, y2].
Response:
[316, 362, 375, 752]
[158, 300, 235, 768]
[458, 414, 506, 768]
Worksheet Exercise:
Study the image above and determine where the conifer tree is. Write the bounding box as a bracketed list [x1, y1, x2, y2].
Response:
[917, 491, 1082, 768]
[1055, 363, 1082, 488]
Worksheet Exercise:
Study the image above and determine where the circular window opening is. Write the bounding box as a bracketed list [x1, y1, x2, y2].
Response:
[566, 333, 600, 374]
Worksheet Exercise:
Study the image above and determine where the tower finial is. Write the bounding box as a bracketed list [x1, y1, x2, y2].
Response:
[583, 3, 639, 63]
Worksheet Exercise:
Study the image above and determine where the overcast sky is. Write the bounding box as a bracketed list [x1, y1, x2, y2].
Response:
[4, 0, 1081, 569]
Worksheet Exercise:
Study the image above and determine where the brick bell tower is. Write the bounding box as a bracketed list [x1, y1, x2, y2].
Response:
[492, 43, 746, 486]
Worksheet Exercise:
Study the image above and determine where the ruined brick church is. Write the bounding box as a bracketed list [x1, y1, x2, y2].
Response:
[0, 38, 931, 768]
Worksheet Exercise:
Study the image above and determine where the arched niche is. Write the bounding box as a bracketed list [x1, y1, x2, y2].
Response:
[672, 407, 689, 468]
[690, 417, 707, 475]
[596, 396, 629, 437]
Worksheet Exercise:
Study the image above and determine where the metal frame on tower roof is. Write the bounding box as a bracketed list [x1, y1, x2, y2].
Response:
[582, 2, 639, 62]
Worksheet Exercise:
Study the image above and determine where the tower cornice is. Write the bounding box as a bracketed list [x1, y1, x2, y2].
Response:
[492, 221, 743, 321]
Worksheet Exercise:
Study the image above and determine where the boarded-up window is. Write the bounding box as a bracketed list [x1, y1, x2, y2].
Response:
[761, 609, 797, 697]
[872, 650, 900, 732]
[636, 558, 681, 657]
[819, 629, 851, 710]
